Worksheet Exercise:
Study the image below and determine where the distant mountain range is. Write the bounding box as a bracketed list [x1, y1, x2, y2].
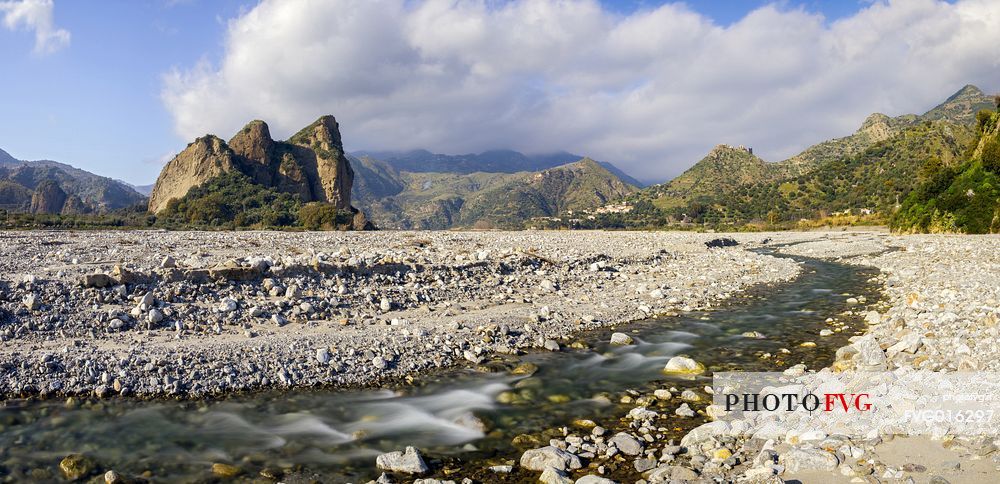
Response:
[351, 149, 645, 187]
[350, 155, 639, 229]
[622, 84, 996, 226]
[0, 147, 146, 214]
[6, 84, 992, 233]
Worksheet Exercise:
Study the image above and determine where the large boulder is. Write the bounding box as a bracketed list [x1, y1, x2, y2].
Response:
[375, 446, 429, 475]
[520, 446, 583, 472]
[663, 356, 705, 375]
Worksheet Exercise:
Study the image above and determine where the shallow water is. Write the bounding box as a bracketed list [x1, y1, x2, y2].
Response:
[0, 252, 879, 482]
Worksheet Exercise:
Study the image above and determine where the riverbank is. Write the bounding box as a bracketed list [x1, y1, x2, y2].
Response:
[0, 230, 799, 400]
[4, 230, 997, 483]
[667, 232, 1000, 484]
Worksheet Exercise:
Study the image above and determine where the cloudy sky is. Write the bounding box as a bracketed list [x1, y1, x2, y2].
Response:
[2, 0, 999, 184]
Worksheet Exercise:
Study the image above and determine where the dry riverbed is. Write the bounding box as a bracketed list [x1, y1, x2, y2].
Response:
[2, 230, 998, 484]
[0, 230, 796, 400]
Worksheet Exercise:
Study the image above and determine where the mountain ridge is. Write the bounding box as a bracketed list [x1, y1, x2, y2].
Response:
[633, 84, 994, 219]
[0, 150, 147, 214]
[351, 155, 639, 229]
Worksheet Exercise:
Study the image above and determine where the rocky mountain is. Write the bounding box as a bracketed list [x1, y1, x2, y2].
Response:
[921, 84, 996, 125]
[148, 116, 358, 218]
[351, 149, 644, 187]
[0, 149, 146, 214]
[0, 148, 17, 165]
[631, 84, 994, 224]
[352, 157, 639, 229]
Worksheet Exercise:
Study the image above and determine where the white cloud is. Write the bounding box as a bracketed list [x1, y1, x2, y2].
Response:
[0, 0, 70, 54]
[162, 0, 1000, 182]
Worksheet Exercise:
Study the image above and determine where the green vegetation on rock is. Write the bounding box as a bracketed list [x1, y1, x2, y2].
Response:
[891, 110, 1000, 234]
[154, 172, 362, 230]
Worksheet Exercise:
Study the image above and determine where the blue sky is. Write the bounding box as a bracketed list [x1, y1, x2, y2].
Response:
[1, 0, 247, 184]
[0, 0, 989, 185]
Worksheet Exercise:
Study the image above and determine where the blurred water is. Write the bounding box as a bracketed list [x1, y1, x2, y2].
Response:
[0, 252, 878, 482]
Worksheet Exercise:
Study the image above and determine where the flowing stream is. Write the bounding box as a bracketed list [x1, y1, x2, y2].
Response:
[0, 251, 879, 482]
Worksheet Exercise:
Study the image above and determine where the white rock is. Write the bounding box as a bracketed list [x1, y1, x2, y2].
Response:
[147, 309, 164, 324]
[316, 348, 331, 364]
[663, 356, 705, 375]
[520, 446, 583, 472]
[609, 332, 633, 345]
[375, 446, 429, 474]
[675, 403, 695, 417]
[218, 298, 238, 312]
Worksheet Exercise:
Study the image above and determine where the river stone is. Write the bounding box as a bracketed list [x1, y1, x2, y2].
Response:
[511, 362, 539, 376]
[59, 454, 95, 481]
[647, 465, 699, 482]
[609, 432, 644, 456]
[780, 448, 840, 472]
[576, 476, 617, 484]
[376, 446, 429, 474]
[211, 463, 242, 478]
[852, 335, 887, 370]
[316, 348, 330, 364]
[23, 293, 39, 311]
[82, 273, 113, 288]
[864, 310, 881, 325]
[610, 332, 633, 345]
[148, 309, 164, 324]
[674, 403, 695, 417]
[681, 421, 731, 448]
[520, 446, 583, 472]
[887, 332, 922, 355]
[540, 465, 573, 484]
[662, 356, 705, 375]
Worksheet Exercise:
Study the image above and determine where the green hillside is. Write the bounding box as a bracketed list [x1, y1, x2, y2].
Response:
[614, 85, 994, 228]
[892, 109, 1000, 234]
[352, 157, 639, 229]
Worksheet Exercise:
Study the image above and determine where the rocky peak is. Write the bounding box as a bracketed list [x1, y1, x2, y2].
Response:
[950, 84, 986, 101]
[858, 113, 894, 142]
[148, 115, 359, 215]
[707, 144, 756, 159]
[229, 120, 273, 163]
[0, 147, 16, 165]
[290, 115, 343, 154]
[30, 179, 68, 214]
[147, 135, 237, 213]
[922, 84, 994, 125]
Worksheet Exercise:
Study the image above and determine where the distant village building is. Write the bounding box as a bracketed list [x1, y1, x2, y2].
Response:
[592, 203, 633, 215]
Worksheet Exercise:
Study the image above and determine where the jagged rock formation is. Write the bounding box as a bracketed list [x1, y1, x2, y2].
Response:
[148, 116, 357, 215]
[30, 180, 68, 214]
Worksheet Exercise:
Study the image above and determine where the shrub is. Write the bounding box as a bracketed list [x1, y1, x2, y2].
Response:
[298, 202, 351, 230]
